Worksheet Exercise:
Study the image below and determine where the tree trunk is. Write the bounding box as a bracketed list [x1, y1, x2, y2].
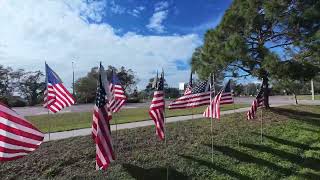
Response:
[294, 93, 298, 105]
[263, 77, 270, 108]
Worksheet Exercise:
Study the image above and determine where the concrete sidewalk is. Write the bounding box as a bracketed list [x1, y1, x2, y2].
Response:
[44, 104, 290, 142]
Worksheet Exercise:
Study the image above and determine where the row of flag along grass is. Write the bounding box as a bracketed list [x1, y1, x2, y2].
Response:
[0, 62, 264, 171]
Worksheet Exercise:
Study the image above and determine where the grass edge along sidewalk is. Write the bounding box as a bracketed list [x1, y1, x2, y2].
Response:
[28, 104, 248, 133]
[1, 105, 319, 179]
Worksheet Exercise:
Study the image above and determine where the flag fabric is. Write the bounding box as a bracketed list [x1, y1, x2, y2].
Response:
[184, 72, 193, 95]
[203, 91, 221, 119]
[168, 80, 210, 109]
[219, 80, 234, 105]
[44, 63, 75, 113]
[149, 71, 165, 140]
[247, 84, 264, 120]
[109, 71, 126, 113]
[0, 102, 44, 161]
[92, 63, 115, 170]
[203, 80, 234, 119]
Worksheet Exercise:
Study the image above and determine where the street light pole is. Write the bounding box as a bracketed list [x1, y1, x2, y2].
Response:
[311, 79, 315, 101]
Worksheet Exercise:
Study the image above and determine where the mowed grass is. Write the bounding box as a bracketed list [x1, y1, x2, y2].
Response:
[27, 104, 248, 133]
[1, 105, 320, 179]
[297, 95, 320, 100]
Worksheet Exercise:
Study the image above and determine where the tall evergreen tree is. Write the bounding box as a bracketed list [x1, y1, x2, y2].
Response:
[192, 0, 320, 107]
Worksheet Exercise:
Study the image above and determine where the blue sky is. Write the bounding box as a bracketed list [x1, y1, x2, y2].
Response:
[0, 0, 235, 89]
[78, 0, 232, 36]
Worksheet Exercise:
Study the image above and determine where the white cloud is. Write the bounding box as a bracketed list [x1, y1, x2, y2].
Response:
[0, 0, 201, 89]
[146, 10, 168, 33]
[147, 1, 170, 33]
[65, 0, 108, 23]
[155, 1, 169, 11]
[109, 0, 126, 15]
[128, 6, 146, 17]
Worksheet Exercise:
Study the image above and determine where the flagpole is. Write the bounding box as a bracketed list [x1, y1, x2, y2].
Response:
[72, 61, 75, 137]
[232, 80, 240, 147]
[162, 70, 169, 180]
[115, 111, 118, 156]
[45, 62, 51, 141]
[210, 73, 214, 163]
[260, 107, 263, 144]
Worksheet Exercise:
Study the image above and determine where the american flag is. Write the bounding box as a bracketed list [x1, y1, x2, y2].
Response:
[149, 71, 165, 140]
[92, 64, 115, 170]
[0, 102, 44, 161]
[247, 84, 264, 120]
[109, 71, 126, 113]
[44, 63, 75, 113]
[219, 80, 234, 105]
[203, 80, 234, 119]
[184, 72, 193, 95]
[169, 80, 210, 109]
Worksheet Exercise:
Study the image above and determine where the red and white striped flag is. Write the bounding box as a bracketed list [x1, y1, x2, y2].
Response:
[203, 80, 234, 119]
[203, 91, 222, 119]
[0, 103, 44, 161]
[184, 72, 193, 95]
[247, 85, 264, 120]
[92, 63, 115, 170]
[149, 71, 165, 140]
[109, 72, 126, 113]
[44, 63, 75, 113]
[169, 80, 210, 109]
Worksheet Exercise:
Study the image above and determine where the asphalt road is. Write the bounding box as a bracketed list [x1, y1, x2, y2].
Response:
[13, 96, 319, 116]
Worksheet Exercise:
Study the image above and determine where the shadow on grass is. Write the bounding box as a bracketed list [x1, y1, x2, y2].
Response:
[252, 133, 320, 151]
[241, 143, 320, 171]
[300, 172, 320, 179]
[179, 155, 252, 180]
[204, 144, 293, 176]
[122, 164, 190, 180]
[300, 127, 320, 134]
[270, 107, 320, 127]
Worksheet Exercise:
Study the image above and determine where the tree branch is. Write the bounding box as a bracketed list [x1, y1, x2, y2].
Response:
[229, 64, 252, 74]
[225, 73, 251, 78]
[268, 42, 293, 49]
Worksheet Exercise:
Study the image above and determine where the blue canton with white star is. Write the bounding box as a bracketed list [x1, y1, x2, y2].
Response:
[191, 80, 209, 94]
[96, 75, 107, 108]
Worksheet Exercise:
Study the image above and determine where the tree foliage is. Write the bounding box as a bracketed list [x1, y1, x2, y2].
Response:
[0, 65, 44, 106]
[192, 0, 320, 107]
[75, 66, 138, 103]
[19, 71, 45, 106]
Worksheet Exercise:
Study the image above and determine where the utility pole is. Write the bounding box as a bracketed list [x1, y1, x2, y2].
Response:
[311, 79, 315, 101]
[72, 61, 75, 98]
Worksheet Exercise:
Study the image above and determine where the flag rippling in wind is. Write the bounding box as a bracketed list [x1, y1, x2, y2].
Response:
[109, 71, 126, 113]
[44, 63, 75, 113]
[184, 72, 193, 95]
[203, 80, 234, 119]
[247, 84, 264, 120]
[149, 71, 165, 140]
[169, 80, 210, 109]
[0, 103, 44, 161]
[92, 63, 115, 170]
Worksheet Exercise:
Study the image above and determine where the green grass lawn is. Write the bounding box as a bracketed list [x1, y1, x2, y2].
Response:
[297, 95, 320, 100]
[27, 104, 248, 133]
[2, 105, 320, 179]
